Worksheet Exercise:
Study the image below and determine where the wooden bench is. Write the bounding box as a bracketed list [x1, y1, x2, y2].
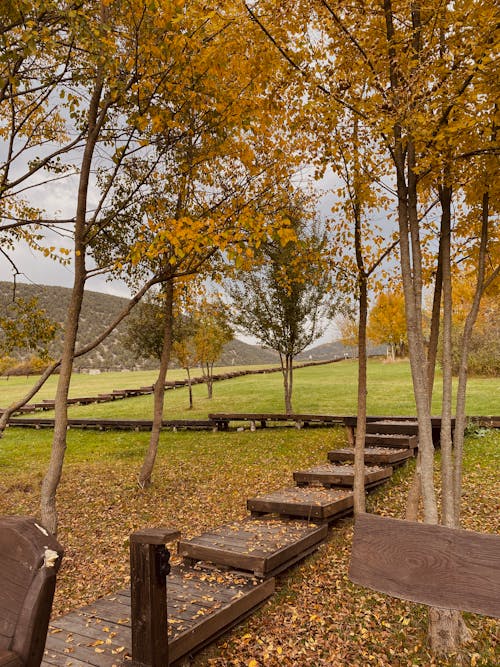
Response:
[0, 516, 63, 667]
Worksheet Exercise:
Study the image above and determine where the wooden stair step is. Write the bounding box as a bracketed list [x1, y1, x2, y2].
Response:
[365, 421, 419, 436]
[247, 486, 354, 522]
[293, 464, 392, 489]
[177, 516, 327, 578]
[328, 447, 414, 466]
[43, 565, 274, 667]
[364, 434, 418, 449]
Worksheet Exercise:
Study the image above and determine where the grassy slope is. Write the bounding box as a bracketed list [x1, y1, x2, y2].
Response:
[2, 359, 497, 418]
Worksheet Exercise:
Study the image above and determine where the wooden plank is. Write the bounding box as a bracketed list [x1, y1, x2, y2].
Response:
[178, 517, 327, 577]
[247, 486, 354, 521]
[167, 565, 275, 664]
[349, 513, 500, 618]
[328, 447, 414, 465]
[364, 434, 418, 449]
[293, 464, 392, 488]
[44, 568, 275, 666]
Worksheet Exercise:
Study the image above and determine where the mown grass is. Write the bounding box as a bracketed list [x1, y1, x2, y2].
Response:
[3, 359, 498, 419]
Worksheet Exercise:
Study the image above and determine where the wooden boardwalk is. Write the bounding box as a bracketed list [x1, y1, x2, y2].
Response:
[178, 517, 327, 578]
[43, 565, 274, 667]
[294, 463, 393, 488]
[41, 417, 422, 666]
[247, 486, 354, 522]
[328, 447, 414, 466]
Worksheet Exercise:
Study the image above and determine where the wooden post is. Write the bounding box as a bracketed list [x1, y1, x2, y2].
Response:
[129, 527, 180, 667]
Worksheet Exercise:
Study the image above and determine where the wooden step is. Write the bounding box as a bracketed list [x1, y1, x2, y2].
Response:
[365, 420, 419, 436]
[364, 434, 418, 449]
[247, 486, 353, 522]
[43, 565, 274, 667]
[293, 464, 392, 489]
[328, 447, 414, 466]
[178, 517, 327, 578]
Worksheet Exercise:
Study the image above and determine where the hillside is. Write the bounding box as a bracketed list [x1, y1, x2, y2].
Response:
[0, 283, 284, 370]
[1, 282, 366, 370]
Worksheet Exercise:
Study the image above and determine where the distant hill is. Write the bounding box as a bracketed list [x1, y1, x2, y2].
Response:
[0, 283, 281, 370]
[1, 282, 375, 370]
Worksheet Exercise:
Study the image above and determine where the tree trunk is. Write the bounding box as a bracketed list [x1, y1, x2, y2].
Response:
[453, 190, 494, 521]
[138, 279, 174, 488]
[40, 260, 86, 535]
[39, 63, 105, 535]
[428, 607, 471, 657]
[280, 353, 293, 413]
[353, 274, 368, 514]
[206, 363, 213, 399]
[186, 367, 193, 409]
[438, 184, 455, 527]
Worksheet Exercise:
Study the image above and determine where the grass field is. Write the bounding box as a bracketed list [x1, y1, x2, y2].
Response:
[2, 359, 499, 418]
[0, 360, 498, 665]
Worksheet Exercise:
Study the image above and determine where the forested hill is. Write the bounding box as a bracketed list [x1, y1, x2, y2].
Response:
[0, 282, 282, 370]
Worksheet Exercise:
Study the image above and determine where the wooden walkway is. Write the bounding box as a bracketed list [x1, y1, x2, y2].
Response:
[42, 420, 421, 665]
[43, 566, 274, 667]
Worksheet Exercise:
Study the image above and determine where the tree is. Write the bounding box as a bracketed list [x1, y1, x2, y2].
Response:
[228, 201, 334, 412]
[0, 297, 58, 358]
[194, 300, 233, 399]
[123, 295, 169, 363]
[244, 0, 498, 655]
[172, 313, 198, 410]
[368, 290, 407, 359]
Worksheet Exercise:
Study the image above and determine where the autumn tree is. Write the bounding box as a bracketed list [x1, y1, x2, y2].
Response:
[89, 1, 299, 488]
[368, 289, 407, 360]
[0, 297, 58, 358]
[228, 199, 334, 412]
[194, 300, 233, 399]
[244, 0, 499, 655]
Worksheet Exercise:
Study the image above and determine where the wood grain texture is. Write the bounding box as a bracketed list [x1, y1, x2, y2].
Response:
[349, 513, 500, 618]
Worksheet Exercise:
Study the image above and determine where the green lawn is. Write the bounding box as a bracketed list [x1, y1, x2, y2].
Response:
[4, 358, 497, 419]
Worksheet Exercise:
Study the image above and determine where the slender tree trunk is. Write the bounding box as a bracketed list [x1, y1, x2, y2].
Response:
[40, 64, 105, 535]
[40, 259, 86, 535]
[439, 184, 454, 527]
[206, 363, 213, 399]
[354, 274, 368, 514]
[279, 353, 293, 413]
[138, 279, 174, 488]
[453, 190, 493, 521]
[406, 119, 444, 524]
[186, 367, 193, 409]
[287, 354, 293, 414]
[396, 138, 438, 525]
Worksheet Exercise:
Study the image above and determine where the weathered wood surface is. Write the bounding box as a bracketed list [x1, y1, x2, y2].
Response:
[328, 447, 414, 466]
[208, 412, 346, 427]
[364, 434, 418, 449]
[0, 516, 63, 667]
[129, 528, 180, 667]
[293, 464, 392, 489]
[247, 486, 354, 522]
[349, 513, 500, 618]
[7, 418, 216, 432]
[43, 567, 274, 666]
[178, 517, 327, 577]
